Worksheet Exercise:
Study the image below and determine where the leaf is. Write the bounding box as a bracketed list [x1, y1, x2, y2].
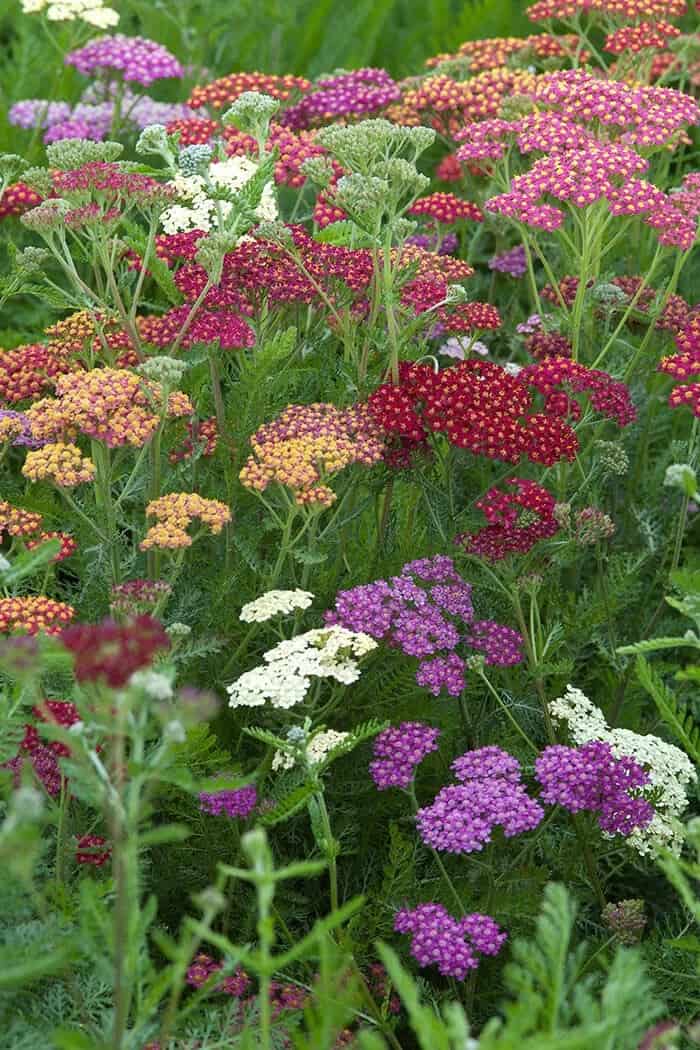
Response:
[139, 823, 192, 847]
[635, 655, 700, 762]
[258, 782, 317, 826]
[0, 940, 78, 988]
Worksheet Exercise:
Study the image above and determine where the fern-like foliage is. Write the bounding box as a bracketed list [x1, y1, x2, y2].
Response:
[635, 655, 700, 763]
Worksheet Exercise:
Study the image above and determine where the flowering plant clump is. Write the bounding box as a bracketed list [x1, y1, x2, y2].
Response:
[1, 7, 700, 1044]
[325, 556, 523, 696]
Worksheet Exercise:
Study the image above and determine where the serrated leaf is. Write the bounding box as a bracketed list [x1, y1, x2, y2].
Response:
[258, 782, 317, 826]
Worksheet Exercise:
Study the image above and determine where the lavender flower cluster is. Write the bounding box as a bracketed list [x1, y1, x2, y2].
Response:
[394, 903, 507, 979]
[65, 34, 184, 86]
[10, 91, 197, 143]
[325, 555, 523, 697]
[489, 244, 527, 278]
[535, 740, 654, 836]
[416, 746, 544, 854]
[369, 722, 440, 790]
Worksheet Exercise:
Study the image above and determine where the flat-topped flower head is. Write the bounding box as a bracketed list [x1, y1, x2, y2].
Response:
[66, 35, 183, 87]
[140, 493, 231, 551]
[395, 903, 506, 979]
[240, 590, 314, 623]
[456, 478, 560, 561]
[227, 625, 377, 709]
[22, 443, 95, 487]
[0, 596, 75, 636]
[200, 780, 258, 818]
[26, 368, 193, 449]
[370, 722, 440, 789]
[61, 615, 170, 686]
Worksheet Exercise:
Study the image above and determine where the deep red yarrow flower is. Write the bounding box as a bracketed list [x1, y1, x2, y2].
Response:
[60, 615, 170, 687]
[22, 699, 81, 757]
[521, 356, 636, 426]
[604, 21, 681, 55]
[456, 478, 560, 561]
[368, 360, 582, 466]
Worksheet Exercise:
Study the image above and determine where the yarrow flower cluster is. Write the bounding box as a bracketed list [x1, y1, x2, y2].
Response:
[526, 0, 687, 19]
[240, 402, 385, 507]
[22, 443, 96, 487]
[20, 0, 118, 28]
[272, 728, 350, 771]
[455, 478, 560, 561]
[367, 358, 628, 467]
[240, 590, 314, 623]
[109, 579, 172, 617]
[549, 685, 697, 853]
[369, 722, 441, 789]
[161, 154, 278, 235]
[26, 368, 193, 449]
[408, 192, 483, 225]
[188, 71, 310, 111]
[325, 555, 523, 697]
[416, 746, 544, 853]
[280, 68, 400, 130]
[185, 954, 251, 997]
[659, 313, 700, 418]
[65, 35, 184, 87]
[0, 596, 75, 636]
[75, 835, 111, 866]
[140, 493, 232, 551]
[227, 625, 377, 709]
[394, 903, 507, 979]
[60, 615, 170, 687]
[535, 740, 654, 836]
[199, 780, 258, 818]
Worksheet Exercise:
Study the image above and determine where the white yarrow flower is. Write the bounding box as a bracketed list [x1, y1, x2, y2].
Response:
[272, 728, 350, 771]
[240, 589, 314, 623]
[161, 155, 278, 234]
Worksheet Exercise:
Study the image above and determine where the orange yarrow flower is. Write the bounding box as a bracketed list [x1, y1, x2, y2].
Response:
[22, 442, 96, 487]
[140, 492, 232, 551]
[0, 595, 75, 636]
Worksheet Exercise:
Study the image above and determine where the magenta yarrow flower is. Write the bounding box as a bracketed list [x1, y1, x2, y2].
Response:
[199, 780, 258, 818]
[66, 35, 184, 87]
[416, 746, 544, 854]
[489, 245, 527, 278]
[369, 722, 440, 790]
[281, 68, 400, 129]
[325, 556, 523, 696]
[394, 903, 506, 979]
[535, 740, 654, 835]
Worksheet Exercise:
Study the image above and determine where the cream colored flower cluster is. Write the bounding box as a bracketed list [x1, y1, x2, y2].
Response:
[272, 728, 349, 771]
[227, 625, 377, 709]
[161, 156, 278, 235]
[239, 589, 314, 623]
[550, 685, 697, 855]
[21, 0, 118, 27]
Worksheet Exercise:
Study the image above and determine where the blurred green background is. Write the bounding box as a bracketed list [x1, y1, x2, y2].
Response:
[0, 0, 530, 150]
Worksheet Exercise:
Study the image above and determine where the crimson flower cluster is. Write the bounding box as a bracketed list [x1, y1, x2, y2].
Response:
[367, 359, 606, 467]
[325, 555, 523, 697]
[416, 746, 544, 853]
[394, 904, 507, 980]
[456, 478, 560, 561]
[520, 356, 637, 426]
[535, 741, 654, 836]
[60, 615, 170, 688]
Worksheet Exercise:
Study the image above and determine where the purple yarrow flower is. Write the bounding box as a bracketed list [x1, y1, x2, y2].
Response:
[535, 741, 654, 836]
[467, 620, 524, 665]
[326, 557, 522, 697]
[452, 745, 522, 784]
[66, 35, 184, 88]
[199, 780, 257, 819]
[489, 244, 527, 278]
[516, 314, 543, 335]
[281, 68, 400, 130]
[394, 903, 506, 979]
[370, 722, 440, 790]
[44, 120, 106, 144]
[416, 779, 544, 853]
[406, 231, 458, 256]
[8, 99, 72, 129]
[415, 652, 466, 696]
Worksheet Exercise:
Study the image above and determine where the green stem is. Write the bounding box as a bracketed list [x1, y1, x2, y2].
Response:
[478, 670, 538, 754]
[91, 441, 121, 586]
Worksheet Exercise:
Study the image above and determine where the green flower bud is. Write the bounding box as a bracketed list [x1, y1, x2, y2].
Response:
[46, 138, 123, 170]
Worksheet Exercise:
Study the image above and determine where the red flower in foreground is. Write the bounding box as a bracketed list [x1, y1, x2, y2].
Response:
[61, 615, 170, 687]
